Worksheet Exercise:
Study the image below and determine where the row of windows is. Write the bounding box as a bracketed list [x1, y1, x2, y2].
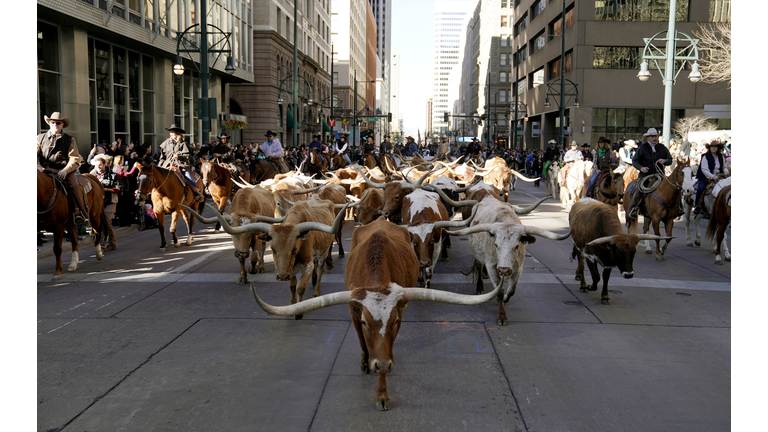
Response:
[594, 0, 689, 22]
[592, 108, 684, 142]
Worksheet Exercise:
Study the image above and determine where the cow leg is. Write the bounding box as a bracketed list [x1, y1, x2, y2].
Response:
[375, 373, 391, 411]
[351, 318, 370, 374]
[336, 226, 345, 258]
[293, 263, 314, 320]
[51, 226, 64, 281]
[600, 267, 612, 305]
[312, 257, 327, 298]
[585, 259, 601, 292]
[325, 244, 335, 271]
[441, 234, 450, 260]
[170, 211, 180, 247]
[474, 260, 484, 294]
[155, 210, 167, 252]
[255, 240, 268, 273]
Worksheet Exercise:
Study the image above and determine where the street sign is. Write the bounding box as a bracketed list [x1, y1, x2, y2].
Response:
[327, 118, 336, 127]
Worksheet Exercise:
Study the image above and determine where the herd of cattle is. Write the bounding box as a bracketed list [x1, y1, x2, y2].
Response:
[40, 152, 730, 411]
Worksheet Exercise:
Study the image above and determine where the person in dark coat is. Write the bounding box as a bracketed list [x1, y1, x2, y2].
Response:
[157, 124, 204, 202]
[625, 128, 672, 221]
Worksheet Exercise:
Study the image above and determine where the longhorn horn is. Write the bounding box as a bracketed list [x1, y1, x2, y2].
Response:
[179, 204, 230, 224]
[252, 282, 352, 316]
[433, 205, 479, 229]
[296, 202, 351, 235]
[335, 200, 362, 209]
[444, 223, 494, 237]
[635, 234, 675, 242]
[186, 203, 272, 235]
[356, 168, 386, 188]
[402, 168, 436, 190]
[523, 225, 572, 240]
[424, 184, 478, 208]
[291, 185, 322, 194]
[403, 279, 501, 305]
[514, 196, 549, 214]
[508, 167, 538, 182]
[474, 165, 502, 177]
[231, 177, 252, 189]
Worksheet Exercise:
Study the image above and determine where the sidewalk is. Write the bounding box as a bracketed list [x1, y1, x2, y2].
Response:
[37, 223, 141, 260]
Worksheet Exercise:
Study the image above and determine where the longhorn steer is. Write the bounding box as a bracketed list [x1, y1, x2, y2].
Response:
[285, 183, 351, 258]
[360, 168, 433, 224]
[210, 198, 348, 319]
[445, 193, 569, 325]
[354, 187, 385, 225]
[251, 216, 501, 410]
[569, 198, 672, 304]
[482, 157, 537, 201]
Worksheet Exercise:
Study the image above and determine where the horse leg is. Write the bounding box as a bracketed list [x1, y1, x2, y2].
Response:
[642, 215, 653, 254]
[693, 213, 703, 247]
[51, 226, 64, 281]
[66, 222, 80, 273]
[155, 210, 167, 252]
[181, 208, 194, 246]
[651, 218, 664, 260]
[684, 197, 694, 246]
[660, 217, 674, 256]
[169, 211, 180, 247]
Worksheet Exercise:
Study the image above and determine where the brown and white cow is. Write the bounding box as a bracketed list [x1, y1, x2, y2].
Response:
[251, 216, 502, 410]
[443, 192, 569, 325]
[359, 168, 434, 224]
[401, 188, 476, 288]
[212, 198, 349, 319]
[569, 198, 671, 304]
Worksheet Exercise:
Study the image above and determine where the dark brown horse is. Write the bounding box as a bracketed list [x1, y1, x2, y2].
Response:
[590, 170, 625, 207]
[37, 170, 110, 280]
[330, 152, 348, 170]
[360, 153, 377, 170]
[623, 157, 687, 260]
[135, 162, 204, 252]
[250, 158, 282, 184]
[307, 148, 328, 178]
[201, 160, 238, 232]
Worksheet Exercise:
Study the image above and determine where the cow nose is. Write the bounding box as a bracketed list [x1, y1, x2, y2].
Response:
[381, 210, 390, 218]
[371, 359, 393, 374]
[235, 250, 249, 259]
[622, 271, 634, 279]
[419, 259, 432, 268]
[275, 274, 291, 281]
[496, 266, 512, 276]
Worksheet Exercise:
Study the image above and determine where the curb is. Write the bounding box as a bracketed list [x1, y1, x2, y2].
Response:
[37, 224, 141, 260]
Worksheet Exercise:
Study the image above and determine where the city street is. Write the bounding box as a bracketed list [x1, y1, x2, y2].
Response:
[37, 179, 730, 432]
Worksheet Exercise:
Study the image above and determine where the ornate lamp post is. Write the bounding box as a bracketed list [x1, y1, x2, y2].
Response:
[277, 75, 313, 147]
[544, 78, 579, 147]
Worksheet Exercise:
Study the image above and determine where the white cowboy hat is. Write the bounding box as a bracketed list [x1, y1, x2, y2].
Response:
[44, 112, 70, 129]
[548, 139, 557, 144]
[624, 139, 637, 149]
[92, 154, 112, 165]
[570, 140, 578, 147]
[643, 127, 660, 137]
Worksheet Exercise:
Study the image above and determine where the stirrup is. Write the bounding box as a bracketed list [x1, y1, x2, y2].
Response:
[74, 212, 88, 226]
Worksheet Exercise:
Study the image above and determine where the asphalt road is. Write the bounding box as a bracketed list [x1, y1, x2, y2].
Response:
[36, 179, 731, 432]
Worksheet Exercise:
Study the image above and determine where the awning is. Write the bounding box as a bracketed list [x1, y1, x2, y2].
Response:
[287, 107, 299, 129]
[322, 114, 331, 132]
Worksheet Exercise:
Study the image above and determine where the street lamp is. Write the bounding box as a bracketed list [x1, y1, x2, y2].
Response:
[173, 0, 236, 144]
[544, 78, 579, 147]
[277, 74, 313, 147]
[637, 0, 701, 146]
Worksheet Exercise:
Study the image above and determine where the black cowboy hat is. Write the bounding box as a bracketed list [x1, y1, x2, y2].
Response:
[218, 131, 230, 139]
[165, 124, 186, 134]
[265, 130, 277, 137]
[598, 136, 611, 144]
[581, 143, 590, 148]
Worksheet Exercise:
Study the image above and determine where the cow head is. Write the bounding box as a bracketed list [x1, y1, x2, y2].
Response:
[586, 233, 671, 278]
[355, 188, 385, 225]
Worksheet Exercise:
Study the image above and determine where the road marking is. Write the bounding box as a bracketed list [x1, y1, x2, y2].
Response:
[37, 271, 730, 291]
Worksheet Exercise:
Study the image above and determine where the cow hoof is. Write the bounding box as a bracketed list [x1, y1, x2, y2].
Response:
[294, 314, 304, 320]
[376, 398, 391, 411]
[338, 251, 345, 258]
[601, 298, 611, 305]
[575, 274, 581, 281]
[255, 267, 265, 274]
[214, 229, 221, 234]
[237, 276, 247, 285]
[589, 286, 598, 292]
[361, 363, 371, 374]
[51, 274, 62, 282]
[496, 317, 508, 326]
[579, 287, 588, 293]
[694, 240, 701, 247]
[656, 257, 664, 262]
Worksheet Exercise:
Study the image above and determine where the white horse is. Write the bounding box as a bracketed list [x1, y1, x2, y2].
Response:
[546, 162, 560, 199]
[560, 160, 593, 208]
[684, 170, 731, 263]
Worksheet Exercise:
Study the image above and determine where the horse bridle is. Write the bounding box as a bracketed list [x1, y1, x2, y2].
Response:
[656, 162, 683, 190]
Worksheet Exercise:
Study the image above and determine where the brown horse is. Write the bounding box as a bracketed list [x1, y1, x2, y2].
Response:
[360, 153, 377, 170]
[37, 170, 110, 280]
[307, 148, 328, 177]
[623, 157, 687, 260]
[705, 184, 731, 265]
[135, 162, 204, 252]
[250, 158, 283, 184]
[380, 154, 398, 175]
[590, 170, 625, 207]
[201, 160, 238, 232]
[330, 152, 348, 170]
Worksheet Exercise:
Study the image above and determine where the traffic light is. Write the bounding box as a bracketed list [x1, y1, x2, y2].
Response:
[388, 112, 392, 122]
[444, 112, 449, 122]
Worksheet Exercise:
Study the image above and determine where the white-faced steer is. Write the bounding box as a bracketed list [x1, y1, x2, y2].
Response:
[251, 216, 501, 411]
[209, 198, 349, 319]
[569, 198, 671, 304]
[438, 189, 570, 325]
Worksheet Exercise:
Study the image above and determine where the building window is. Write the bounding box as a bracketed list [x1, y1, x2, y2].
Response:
[531, 0, 546, 20]
[710, 0, 730, 22]
[593, 46, 642, 69]
[550, 5, 574, 38]
[501, 15, 509, 28]
[548, 50, 573, 79]
[595, 0, 689, 22]
[500, 53, 508, 65]
[591, 107, 684, 143]
[530, 30, 546, 55]
[514, 45, 527, 65]
[500, 72, 508, 82]
[501, 34, 509, 47]
[514, 13, 528, 36]
[38, 21, 61, 132]
[501, 0, 508, 8]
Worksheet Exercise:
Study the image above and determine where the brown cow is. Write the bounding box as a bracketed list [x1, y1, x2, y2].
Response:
[481, 157, 536, 201]
[251, 216, 502, 410]
[354, 187, 385, 225]
[285, 183, 351, 258]
[360, 168, 434, 224]
[212, 198, 349, 319]
[569, 198, 671, 304]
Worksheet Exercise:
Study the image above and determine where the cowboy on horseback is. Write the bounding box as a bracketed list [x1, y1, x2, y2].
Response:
[37, 112, 90, 225]
[362, 135, 380, 168]
[585, 137, 614, 197]
[260, 130, 285, 167]
[542, 139, 560, 180]
[333, 134, 352, 166]
[625, 128, 672, 221]
[158, 124, 204, 202]
[558, 141, 583, 186]
[693, 140, 729, 218]
[614, 139, 637, 174]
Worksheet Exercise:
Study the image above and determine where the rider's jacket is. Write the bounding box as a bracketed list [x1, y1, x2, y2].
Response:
[158, 137, 191, 170]
[37, 131, 81, 173]
[697, 152, 727, 181]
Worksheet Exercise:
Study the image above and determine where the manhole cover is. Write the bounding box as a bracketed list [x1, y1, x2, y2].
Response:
[675, 292, 692, 297]
[608, 290, 623, 294]
[564, 301, 583, 306]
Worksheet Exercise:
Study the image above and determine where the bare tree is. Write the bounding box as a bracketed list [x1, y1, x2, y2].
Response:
[693, 22, 731, 87]
[674, 115, 718, 141]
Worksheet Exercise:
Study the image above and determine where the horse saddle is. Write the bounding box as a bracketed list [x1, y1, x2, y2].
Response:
[76, 175, 94, 194]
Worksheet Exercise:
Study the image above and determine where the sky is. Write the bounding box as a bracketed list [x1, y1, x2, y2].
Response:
[391, 0, 469, 137]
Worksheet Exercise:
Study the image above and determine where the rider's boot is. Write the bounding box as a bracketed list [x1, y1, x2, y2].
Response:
[626, 188, 641, 222]
[66, 171, 89, 225]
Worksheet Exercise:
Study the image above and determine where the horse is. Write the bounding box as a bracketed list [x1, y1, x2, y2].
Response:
[307, 148, 328, 178]
[684, 169, 731, 252]
[545, 161, 561, 199]
[250, 158, 282, 184]
[589, 170, 625, 208]
[37, 170, 110, 280]
[559, 160, 593, 208]
[135, 162, 204, 252]
[329, 152, 348, 170]
[705, 184, 731, 265]
[623, 157, 687, 260]
[360, 153, 377, 170]
[134, 171, 157, 231]
[201, 160, 239, 233]
[380, 153, 398, 175]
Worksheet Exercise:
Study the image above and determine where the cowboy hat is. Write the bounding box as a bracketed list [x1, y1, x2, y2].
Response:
[705, 140, 724, 149]
[570, 140, 578, 147]
[582, 143, 591, 148]
[217, 131, 230, 139]
[165, 124, 186, 134]
[92, 154, 111, 165]
[624, 139, 637, 149]
[598, 136, 611, 144]
[45, 112, 70, 129]
[548, 139, 557, 144]
[265, 130, 277, 137]
[643, 127, 660, 137]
